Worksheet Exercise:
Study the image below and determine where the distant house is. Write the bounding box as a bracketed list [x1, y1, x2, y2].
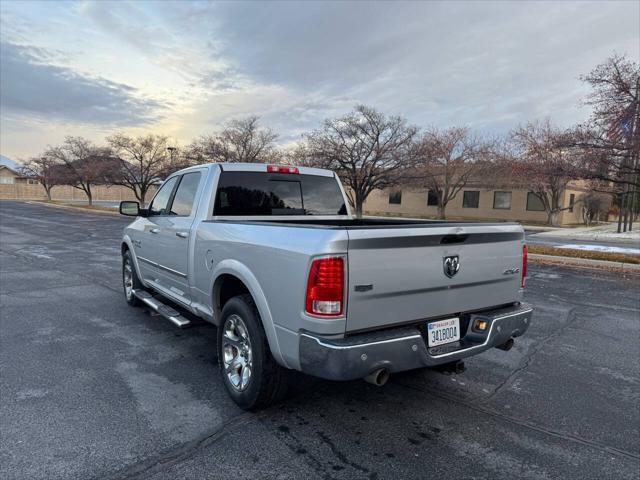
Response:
[1, 156, 36, 185]
[0, 164, 36, 185]
[363, 179, 608, 226]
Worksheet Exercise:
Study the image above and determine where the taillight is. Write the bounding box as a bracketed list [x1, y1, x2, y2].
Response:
[521, 244, 527, 288]
[305, 257, 344, 316]
[267, 164, 299, 174]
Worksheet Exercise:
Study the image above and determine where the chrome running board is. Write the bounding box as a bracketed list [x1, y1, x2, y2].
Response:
[133, 290, 191, 328]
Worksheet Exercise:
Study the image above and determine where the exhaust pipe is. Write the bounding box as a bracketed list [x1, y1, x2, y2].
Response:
[364, 368, 390, 386]
[496, 338, 514, 351]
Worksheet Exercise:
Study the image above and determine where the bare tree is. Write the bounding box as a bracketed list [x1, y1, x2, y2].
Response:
[411, 127, 492, 219]
[580, 190, 609, 226]
[511, 121, 581, 226]
[303, 105, 418, 217]
[46, 137, 114, 206]
[573, 54, 639, 231]
[280, 141, 313, 166]
[107, 133, 177, 206]
[581, 54, 639, 132]
[20, 154, 64, 201]
[186, 116, 278, 164]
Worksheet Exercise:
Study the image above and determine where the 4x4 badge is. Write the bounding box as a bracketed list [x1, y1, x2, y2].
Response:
[443, 255, 460, 278]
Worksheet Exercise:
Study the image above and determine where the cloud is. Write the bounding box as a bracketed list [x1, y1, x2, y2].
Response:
[1, 0, 638, 160]
[196, 0, 639, 131]
[0, 41, 164, 126]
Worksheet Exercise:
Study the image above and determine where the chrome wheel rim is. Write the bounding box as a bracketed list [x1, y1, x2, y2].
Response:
[222, 314, 253, 392]
[123, 260, 134, 300]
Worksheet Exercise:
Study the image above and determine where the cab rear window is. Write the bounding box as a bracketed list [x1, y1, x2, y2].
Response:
[214, 171, 347, 216]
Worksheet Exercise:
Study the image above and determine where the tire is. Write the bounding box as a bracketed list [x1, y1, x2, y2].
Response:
[217, 294, 289, 410]
[122, 250, 143, 307]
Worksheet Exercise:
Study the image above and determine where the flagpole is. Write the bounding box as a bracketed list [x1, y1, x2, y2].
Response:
[616, 94, 638, 232]
[627, 82, 640, 231]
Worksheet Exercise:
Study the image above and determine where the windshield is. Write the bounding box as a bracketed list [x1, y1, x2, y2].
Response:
[214, 171, 347, 216]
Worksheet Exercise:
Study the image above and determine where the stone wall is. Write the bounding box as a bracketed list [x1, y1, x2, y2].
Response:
[0, 183, 158, 203]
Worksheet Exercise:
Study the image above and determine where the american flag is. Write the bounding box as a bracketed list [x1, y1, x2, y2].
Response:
[607, 101, 636, 143]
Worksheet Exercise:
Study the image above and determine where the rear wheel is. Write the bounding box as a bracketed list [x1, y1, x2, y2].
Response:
[217, 294, 289, 410]
[122, 250, 143, 306]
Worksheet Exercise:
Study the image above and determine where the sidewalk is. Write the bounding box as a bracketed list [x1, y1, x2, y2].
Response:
[532, 223, 640, 244]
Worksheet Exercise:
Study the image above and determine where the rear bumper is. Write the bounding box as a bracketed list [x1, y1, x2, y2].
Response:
[299, 302, 533, 381]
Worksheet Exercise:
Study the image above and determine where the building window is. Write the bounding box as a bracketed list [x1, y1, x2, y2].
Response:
[427, 190, 439, 206]
[526, 192, 545, 212]
[0, 177, 15, 184]
[27, 179, 39, 185]
[462, 191, 480, 208]
[493, 191, 512, 210]
[569, 193, 575, 212]
[388, 190, 402, 205]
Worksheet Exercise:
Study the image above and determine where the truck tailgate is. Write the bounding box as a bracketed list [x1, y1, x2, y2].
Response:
[345, 225, 524, 332]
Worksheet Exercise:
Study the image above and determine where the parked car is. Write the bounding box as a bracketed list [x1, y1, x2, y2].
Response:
[119, 163, 533, 409]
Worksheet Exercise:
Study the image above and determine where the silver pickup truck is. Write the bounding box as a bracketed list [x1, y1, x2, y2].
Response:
[119, 163, 532, 409]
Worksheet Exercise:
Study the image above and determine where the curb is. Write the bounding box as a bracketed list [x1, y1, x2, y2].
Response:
[26, 201, 121, 216]
[529, 253, 640, 271]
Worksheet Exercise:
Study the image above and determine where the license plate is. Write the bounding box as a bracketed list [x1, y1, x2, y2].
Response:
[427, 317, 460, 347]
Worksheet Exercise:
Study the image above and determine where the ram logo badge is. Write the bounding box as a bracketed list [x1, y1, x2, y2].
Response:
[443, 255, 460, 278]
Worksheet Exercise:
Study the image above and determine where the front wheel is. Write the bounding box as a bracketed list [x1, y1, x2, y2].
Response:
[122, 250, 143, 306]
[217, 294, 289, 410]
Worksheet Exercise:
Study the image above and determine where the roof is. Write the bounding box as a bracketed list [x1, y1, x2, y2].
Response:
[0, 155, 21, 171]
[173, 162, 336, 178]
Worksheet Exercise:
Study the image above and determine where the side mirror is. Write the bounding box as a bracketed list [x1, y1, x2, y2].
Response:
[119, 201, 140, 217]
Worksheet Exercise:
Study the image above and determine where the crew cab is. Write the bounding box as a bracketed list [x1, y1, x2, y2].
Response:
[119, 163, 532, 409]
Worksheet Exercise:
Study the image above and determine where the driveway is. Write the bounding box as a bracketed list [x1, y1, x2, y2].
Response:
[1, 200, 638, 480]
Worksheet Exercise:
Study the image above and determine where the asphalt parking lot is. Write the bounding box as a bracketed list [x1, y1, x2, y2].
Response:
[1, 200, 638, 480]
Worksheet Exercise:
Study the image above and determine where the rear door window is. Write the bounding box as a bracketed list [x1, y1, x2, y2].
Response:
[214, 171, 346, 216]
[170, 172, 202, 216]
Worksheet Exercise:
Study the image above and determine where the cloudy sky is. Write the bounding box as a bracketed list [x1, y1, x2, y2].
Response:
[1, 0, 638, 160]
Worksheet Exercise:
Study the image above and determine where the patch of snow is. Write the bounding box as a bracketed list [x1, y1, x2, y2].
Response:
[17, 388, 48, 400]
[576, 230, 640, 241]
[532, 273, 561, 279]
[555, 244, 640, 254]
[536, 223, 640, 243]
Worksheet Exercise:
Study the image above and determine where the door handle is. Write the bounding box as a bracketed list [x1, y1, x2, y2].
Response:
[176, 231, 189, 238]
[150, 228, 160, 234]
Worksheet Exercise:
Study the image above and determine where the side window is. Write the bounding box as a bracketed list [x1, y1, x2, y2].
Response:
[148, 176, 179, 216]
[170, 172, 202, 216]
[526, 192, 545, 212]
[462, 191, 480, 208]
[493, 191, 512, 210]
[427, 190, 439, 206]
[388, 190, 402, 205]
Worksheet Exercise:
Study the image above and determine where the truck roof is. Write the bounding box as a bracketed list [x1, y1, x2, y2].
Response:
[175, 162, 336, 178]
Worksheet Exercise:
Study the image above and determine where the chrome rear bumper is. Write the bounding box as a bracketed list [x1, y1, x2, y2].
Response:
[299, 302, 533, 381]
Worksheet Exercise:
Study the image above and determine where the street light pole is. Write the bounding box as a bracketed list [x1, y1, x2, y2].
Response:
[167, 147, 176, 164]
